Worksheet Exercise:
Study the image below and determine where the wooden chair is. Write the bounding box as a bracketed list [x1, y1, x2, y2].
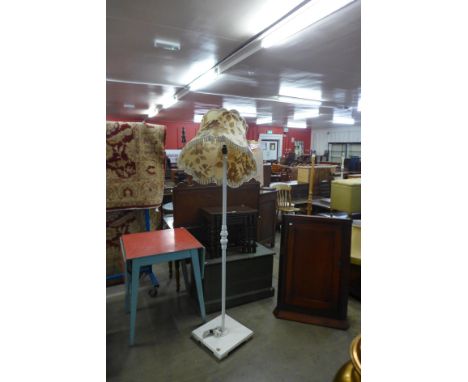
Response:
[271, 184, 300, 225]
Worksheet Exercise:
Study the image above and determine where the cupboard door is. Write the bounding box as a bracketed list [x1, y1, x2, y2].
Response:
[257, 190, 277, 248]
[275, 214, 351, 329]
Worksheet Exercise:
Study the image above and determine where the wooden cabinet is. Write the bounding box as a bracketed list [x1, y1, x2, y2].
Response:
[257, 189, 277, 248]
[197, 243, 275, 313]
[263, 164, 271, 187]
[274, 214, 351, 329]
[200, 206, 258, 258]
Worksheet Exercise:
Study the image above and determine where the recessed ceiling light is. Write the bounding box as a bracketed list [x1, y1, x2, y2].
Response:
[153, 39, 180, 51]
[332, 116, 355, 125]
[223, 99, 257, 118]
[279, 84, 322, 101]
[287, 119, 307, 129]
[256, 116, 272, 125]
[193, 114, 203, 123]
[332, 108, 355, 125]
[294, 108, 320, 119]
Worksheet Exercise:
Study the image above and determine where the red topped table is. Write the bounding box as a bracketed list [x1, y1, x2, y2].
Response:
[120, 228, 206, 345]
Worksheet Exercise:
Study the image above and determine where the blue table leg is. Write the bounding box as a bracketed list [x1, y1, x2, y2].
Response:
[190, 250, 206, 321]
[124, 261, 130, 313]
[144, 209, 151, 231]
[129, 260, 141, 346]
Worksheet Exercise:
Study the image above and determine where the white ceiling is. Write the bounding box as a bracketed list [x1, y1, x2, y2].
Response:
[106, 0, 361, 128]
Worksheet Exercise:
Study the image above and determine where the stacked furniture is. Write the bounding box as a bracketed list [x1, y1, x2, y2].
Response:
[296, 164, 336, 197]
[173, 180, 276, 313]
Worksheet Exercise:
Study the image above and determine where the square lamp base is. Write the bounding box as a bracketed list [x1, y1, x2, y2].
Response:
[191, 314, 253, 360]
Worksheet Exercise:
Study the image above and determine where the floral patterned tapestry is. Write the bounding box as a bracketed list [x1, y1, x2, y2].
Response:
[106, 209, 145, 282]
[106, 208, 160, 285]
[106, 121, 166, 209]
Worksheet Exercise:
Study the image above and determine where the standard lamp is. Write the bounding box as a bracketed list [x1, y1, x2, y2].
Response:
[177, 108, 257, 359]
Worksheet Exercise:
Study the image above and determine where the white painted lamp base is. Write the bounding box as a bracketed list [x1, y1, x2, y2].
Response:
[192, 314, 253, 360]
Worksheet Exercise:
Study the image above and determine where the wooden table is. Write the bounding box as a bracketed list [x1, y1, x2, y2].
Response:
[120, 228, 206, 345]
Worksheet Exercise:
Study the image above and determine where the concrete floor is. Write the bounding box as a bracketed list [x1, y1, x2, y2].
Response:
[107, 233, 361, 382]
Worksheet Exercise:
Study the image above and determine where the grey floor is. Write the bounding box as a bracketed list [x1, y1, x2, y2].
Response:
[107, 233, 361, 382]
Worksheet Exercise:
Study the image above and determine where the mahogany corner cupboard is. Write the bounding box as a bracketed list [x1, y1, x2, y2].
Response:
[274, 214, 352, 329]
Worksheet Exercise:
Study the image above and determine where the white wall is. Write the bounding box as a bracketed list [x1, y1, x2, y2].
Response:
[311, 125, 361, 155]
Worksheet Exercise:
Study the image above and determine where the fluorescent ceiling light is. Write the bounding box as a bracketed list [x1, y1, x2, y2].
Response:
[333, 116, 355, 125]
[190, 68, 219, 91]
[175, 87, 190, 101]
[123, 103, 135, 109]
[158, 94, 177, 109]
[357, 97, 361, 112]
[242, 0, 303, 35]
[193, 114, 203, 123]
[147, 106, 159, 118]
[153, 39, 180, 51]
[261, 0, 355, 48]
[294, 108, 320, 119]
[287, 119, 307, 129]
[256, 116, 272, 125]
[180, 58, 216, 84]
[217, 42, 262, 74]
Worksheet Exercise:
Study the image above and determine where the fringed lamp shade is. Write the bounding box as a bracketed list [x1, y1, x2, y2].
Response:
[177, 109, 257, 188]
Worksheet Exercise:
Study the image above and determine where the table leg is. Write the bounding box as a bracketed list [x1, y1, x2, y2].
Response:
[181, 260, 189, 292]
[129, 260, 140, 346]
[190, 250, 206, 321]
[124, 261, 130, 313]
